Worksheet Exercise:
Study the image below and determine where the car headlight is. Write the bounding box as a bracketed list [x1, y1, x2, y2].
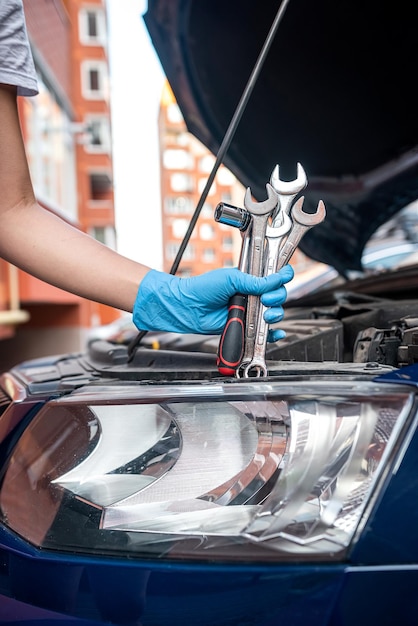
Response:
[0, 381, 413, 563]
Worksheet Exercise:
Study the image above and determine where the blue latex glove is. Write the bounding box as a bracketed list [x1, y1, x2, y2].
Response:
[133, 266, 294, 338]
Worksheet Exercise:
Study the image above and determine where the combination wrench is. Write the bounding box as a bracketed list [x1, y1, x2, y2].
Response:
[270, 162, 307, 220]
[240, 184, 279, 368]
[241, 196, 326, 377]
[239, 209, 292, 377]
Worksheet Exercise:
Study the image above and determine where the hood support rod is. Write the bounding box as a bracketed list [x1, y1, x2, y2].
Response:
[171, 0, 292, 276]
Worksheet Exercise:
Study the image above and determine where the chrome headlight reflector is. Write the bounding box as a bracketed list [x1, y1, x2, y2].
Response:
[0, 382, 413, 562]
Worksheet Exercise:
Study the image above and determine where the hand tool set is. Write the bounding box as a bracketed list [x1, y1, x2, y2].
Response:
[215, 163, 326, 377]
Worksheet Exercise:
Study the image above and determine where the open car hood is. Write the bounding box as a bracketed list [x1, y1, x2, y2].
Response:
[144, 0, 418, 275]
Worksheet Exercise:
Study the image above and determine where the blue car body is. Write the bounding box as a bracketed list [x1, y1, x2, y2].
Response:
[0, 332, 417, 625]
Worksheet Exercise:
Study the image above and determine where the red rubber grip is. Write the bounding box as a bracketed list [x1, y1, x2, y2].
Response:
[217, 294, 247, 376]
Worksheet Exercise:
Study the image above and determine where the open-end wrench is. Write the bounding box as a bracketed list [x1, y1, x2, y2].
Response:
[244, 183, 279, 277]
[241, 196, 326, 378]
[240, 184, 279, 368]
[275, 196, 326, 271]
[270, 162, 307, 221]
[239, 210, 292, 378]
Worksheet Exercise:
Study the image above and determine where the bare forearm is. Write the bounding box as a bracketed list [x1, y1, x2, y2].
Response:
[0, 199, 150, 312]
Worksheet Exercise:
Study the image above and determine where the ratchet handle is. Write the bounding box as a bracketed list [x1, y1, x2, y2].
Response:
[217, 294, 247, 376]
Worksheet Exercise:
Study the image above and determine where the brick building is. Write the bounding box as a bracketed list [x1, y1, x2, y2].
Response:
[0, 0, 120, 371]
[158, 81, 243, 276]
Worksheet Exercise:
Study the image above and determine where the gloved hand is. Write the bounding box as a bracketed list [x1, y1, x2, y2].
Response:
[133, 265, 294, 338]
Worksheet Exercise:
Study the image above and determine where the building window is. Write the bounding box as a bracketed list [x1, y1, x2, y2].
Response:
[166, 103, 183, 124]
[165, 132, 189, 148]
[163, 149, 194, 170]
[84, 116, 111, 153]
[222, 235, 234, 251]
[79, 7, 106, 45]
[172, 218, 190, 239]
[87, 11, 98, 37]
[221, 191, 232, 203]
[223, 258, 234, 268]
[81, 60, 108, 100]
[202, 248, 216, 263]
[217, 166, 235, 186]
[170, 173, 194, 193]
[200, 202, 213, 218]
[199, 223, 215, 241]
[89, 171, 112, 201]
[198, 178, 216, 196]
[199, 154, 215, 173]
[166, 243, 195, 261]
[90, 226, 116, 249]
[176, 133, 189, 147]
[165, 196, 194, 214]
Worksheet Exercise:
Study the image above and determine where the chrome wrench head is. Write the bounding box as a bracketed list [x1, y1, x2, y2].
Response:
[291, 197, 326, 227]
[270, 162, 308, 196]
[276, 197, 326, 271]
[242, 182, 279, 277]
[244, 182, 278, 216]
[265, 211, 292, 239]
[270, 162, 308, 220]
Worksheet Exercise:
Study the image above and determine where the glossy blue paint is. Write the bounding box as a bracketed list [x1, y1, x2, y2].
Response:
[0, 540, 345, 625]
[350, 413, 418, 566]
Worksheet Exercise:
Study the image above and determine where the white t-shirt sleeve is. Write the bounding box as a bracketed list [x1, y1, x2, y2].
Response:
[0, 0, 38, 96]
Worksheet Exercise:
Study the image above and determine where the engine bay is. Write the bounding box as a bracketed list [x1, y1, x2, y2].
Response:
[81, 290, 418, 383]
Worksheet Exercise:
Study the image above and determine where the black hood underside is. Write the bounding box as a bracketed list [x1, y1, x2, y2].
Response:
[144, 0, 418, 274]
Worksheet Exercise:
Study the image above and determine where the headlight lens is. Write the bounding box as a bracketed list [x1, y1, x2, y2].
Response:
[0, 382, 413, 562]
